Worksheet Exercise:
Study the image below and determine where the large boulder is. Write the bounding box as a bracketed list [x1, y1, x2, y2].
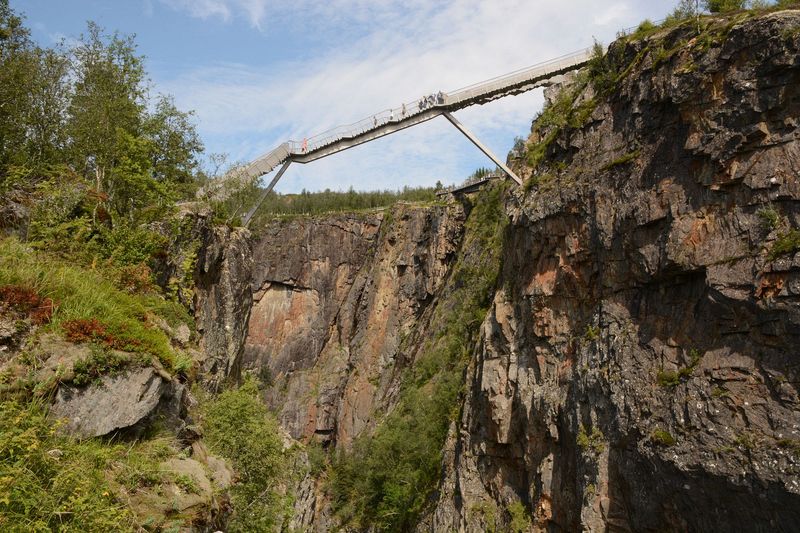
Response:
[50, 367, 176, 438]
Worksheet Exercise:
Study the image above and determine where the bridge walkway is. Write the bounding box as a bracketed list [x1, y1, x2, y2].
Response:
[237, 47, 595, 225]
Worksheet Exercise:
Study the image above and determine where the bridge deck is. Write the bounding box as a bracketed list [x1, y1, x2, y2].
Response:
[238, 47, 594, 181]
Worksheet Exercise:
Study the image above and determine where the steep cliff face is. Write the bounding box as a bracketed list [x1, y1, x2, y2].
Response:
[154, 203, 254, 390]
[245, 205, 465, 447]
[243, 9, 800, 532]
[427, 10, 800, 532]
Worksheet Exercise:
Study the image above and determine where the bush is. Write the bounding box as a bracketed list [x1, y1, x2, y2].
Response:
[508, 500, 532, 532]
[705, 0, 746, 12]
[72, 347, 130, 386]
[769, 229, 800, 260]
[577, 425, 605, 454]
[652, 429, 677, 446]
[757, 206, 780, 231]
[0, 399, 136, 531]
[0, 238, 177, 370]
[199, 377, 289, 532]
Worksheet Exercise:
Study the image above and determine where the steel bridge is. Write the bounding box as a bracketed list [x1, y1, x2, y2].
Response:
[233, 47, 595, 225]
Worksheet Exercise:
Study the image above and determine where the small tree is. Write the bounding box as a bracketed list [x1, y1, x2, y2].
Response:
[704, 0, 746, 12]
[67, 22, 146, 205]
[671, 0, 699, 19]
[144, 94, 203, 196]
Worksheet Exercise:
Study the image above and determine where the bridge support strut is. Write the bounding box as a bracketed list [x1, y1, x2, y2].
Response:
[243, 160, 292, 227]
[443, 112, 523, 186]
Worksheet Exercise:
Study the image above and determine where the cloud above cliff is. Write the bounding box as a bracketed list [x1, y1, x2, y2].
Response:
[155, 0, 671, 192]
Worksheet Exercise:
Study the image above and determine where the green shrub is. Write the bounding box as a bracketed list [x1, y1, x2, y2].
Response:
[508, 500, 532, 532]
[757, 206, 780, 231]
[199, 377, 289, 532]
[657, 370, 681, 387]
[632, 19, 658, 38]
[769, 229, 800, 260]
[72, 347, 131, 386]
[705, 0, 746, 12]
[0, 399, 193, 531]
[577, 425, 605, 454]
[651, 429, 676, 446]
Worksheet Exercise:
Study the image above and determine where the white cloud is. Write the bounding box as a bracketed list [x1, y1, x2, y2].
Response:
[158, 0, 672, 192]
[160, 0, 232, 22]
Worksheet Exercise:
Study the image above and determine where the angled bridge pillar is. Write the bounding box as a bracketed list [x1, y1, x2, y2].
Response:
[242, 160, 292, 227]
[442, 112, 522, 186]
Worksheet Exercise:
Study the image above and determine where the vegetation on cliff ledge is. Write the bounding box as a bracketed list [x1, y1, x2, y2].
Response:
[197, 377, 292, 532]
[329, 183, 509, 531]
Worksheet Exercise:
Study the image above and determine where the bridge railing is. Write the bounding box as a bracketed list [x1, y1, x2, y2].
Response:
[285, 94, 440, 155]
[242, 46, 597, 178]
[446, 47, 594, 104]
[281, 47, 595, 157]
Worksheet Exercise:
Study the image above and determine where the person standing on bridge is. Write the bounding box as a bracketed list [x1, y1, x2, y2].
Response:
[401, 103, 406, 117]
[373, 115, 377, 127]
[390, 109, 395, 121]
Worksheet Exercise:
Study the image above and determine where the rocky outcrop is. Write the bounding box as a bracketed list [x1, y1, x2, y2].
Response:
[195, 224, 253, 390]
[154, 202, 254, 390]
[50, 367, 184, 438]
[426, 10, 800, 532]
[245, 205, 465, 447]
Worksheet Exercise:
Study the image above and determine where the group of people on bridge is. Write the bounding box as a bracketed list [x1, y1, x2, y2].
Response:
[300, 89, 448, 155]
[419, 91, 445, 111]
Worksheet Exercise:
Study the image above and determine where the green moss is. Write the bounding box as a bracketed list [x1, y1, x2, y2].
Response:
[651, 429, 676, 447]
[585, 324, 600, 341]
[769, 229, 800, 260]
[657, 348, 703, 387]
[601, 149, 641, 171]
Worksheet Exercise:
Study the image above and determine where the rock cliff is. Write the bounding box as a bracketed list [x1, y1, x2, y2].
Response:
[245, 205, 465, 447]
[242, 9, 800, 532]
[427, 9, 800, 532]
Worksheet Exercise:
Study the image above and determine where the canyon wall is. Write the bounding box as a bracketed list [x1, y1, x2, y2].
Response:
[243, 10, 800, 531]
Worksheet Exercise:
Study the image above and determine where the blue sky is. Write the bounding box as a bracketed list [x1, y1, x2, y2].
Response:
[14, 0, 673, 193]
